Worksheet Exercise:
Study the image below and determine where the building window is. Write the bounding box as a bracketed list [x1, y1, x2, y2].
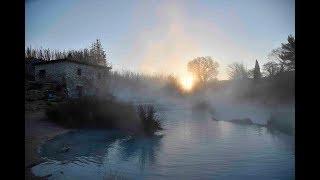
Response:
[39, 70, 46, 79]
[97, 72, 101, 79]
[77, 68, 82, 76]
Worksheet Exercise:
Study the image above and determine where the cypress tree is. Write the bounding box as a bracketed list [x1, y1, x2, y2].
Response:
[89, 39, 107, 66]
[253, 60, 262, 81]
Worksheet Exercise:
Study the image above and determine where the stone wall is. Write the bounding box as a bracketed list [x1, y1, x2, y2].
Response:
[34, 61, 109, 98]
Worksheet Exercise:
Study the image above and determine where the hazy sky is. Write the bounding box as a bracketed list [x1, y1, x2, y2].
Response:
[26, 0, 294, 80]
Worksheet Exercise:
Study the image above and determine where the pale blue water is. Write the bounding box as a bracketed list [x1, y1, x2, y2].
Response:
[32, 105, 294, 180]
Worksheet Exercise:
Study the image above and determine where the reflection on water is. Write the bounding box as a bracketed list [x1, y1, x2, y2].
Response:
[118, 135, 163, 171]
[33, 106, 294, 180]
[39, 130, 127, 164]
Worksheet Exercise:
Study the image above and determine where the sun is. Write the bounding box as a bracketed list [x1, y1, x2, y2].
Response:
[180, 75, 194, 91]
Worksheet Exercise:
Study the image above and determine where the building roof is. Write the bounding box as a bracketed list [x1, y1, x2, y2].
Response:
[33, 58, 112, 70]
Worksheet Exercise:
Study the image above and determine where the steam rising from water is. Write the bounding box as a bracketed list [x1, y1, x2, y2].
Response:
[105, 72, 294, 128]
[127, 0, 258, 80]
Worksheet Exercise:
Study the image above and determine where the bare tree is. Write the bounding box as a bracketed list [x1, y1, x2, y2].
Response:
[247, 68, 254, 79]
[44, 48, 51, 61]
[187, 56, 219, 84]
[25, 46, 32, 59]
[227, 62, 248, 80]
[31, 49, 37, 58]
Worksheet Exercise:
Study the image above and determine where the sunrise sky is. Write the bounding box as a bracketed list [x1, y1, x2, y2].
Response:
[26, 0, 294, 80]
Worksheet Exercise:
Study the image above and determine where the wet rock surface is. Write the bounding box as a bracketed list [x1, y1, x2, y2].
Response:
[228, 118, 253, 125]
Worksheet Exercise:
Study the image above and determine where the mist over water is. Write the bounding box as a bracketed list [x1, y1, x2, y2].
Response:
[26, 0, 295, 179]
[105, 73, 294, 127]
[32, 105, 294, 180]
[32, 73, 294, 179]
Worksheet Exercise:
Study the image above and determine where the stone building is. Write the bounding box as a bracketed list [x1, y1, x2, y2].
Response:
[34, 58, 111, 98]
[25, 58, 43, 80]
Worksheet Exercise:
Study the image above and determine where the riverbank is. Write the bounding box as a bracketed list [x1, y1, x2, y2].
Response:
[25, 110, 70, 180]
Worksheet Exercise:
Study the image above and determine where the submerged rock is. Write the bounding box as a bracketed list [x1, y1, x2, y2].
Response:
[228, 118, 253, 125]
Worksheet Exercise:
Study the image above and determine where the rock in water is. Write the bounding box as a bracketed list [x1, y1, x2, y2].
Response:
[229, 118, 253, 125]
[211, 116, 219, 121]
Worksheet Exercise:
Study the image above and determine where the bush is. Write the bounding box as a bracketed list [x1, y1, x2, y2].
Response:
[46, 96, 164, 135]
[137, 104, 163, 136]
[46, 96, 140, 132]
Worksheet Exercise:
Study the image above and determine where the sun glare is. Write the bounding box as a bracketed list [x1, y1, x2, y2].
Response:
[180, 75, 194, 91]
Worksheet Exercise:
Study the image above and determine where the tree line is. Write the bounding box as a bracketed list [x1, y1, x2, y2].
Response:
[187, 34, 295, 84]
[25, 39, 110, 67]
[227, 35, 295, 80]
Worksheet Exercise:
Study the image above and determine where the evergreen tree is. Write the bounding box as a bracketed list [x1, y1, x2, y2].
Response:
[269, 35, 295, 71]
[89, 39, 107, 66]
[253, 60, 262, 81]
[279, 35, 295, 71]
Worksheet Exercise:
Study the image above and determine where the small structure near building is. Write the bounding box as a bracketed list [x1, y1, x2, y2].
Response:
[33, 58, 111, 98]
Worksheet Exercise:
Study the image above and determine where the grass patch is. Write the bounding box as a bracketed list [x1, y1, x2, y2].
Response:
[137, 104, 163, 136]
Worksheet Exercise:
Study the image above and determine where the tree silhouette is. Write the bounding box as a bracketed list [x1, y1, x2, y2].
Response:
[270, 35, 295, 71]
[187, 56, 219, 85]
[25, 39, 110, 68]
[227, 62, 248, 80]
[253, 60, 262, 81]
[263, 61, 280, 77]
[90, 39, 107, 66]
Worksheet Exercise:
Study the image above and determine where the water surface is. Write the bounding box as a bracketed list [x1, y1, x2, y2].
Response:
[33, 105, 294, 179]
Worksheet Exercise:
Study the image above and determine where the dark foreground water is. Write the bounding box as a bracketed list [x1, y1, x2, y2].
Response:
[32, 105, 294, 180]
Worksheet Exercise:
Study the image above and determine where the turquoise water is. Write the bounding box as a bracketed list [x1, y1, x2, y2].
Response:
[32, 106, 294, 180]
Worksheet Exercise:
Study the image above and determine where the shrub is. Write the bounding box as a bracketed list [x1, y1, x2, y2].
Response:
[137, 104, 163, 136]
[46, 96, 140, 132]
[46, 96, 165, 135]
